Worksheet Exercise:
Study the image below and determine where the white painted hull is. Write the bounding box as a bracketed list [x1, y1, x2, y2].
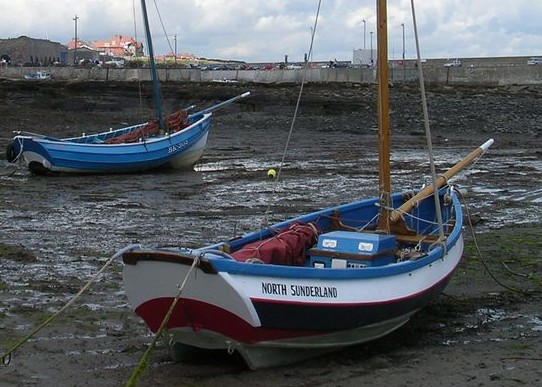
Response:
[121, 189, 465, 369]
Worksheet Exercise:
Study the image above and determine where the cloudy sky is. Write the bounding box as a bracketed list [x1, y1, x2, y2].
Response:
[1, 0, 541, 63]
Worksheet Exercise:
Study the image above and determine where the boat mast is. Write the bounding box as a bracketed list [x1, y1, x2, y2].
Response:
[376, 0, 392, 233]
[140, 0, 166, 131]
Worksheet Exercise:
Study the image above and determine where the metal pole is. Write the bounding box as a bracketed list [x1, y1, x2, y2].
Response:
[363, 20, 367, 51]
[370, 31, 374, 67]
[309, 26, 314, 62]
[363, 19, 366, 65]
[73, 15, 78, 65]
[402, 22, 405, 82]
[174, 34, 177, 65]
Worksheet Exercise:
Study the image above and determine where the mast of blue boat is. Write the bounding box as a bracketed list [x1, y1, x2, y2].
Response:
[140, 0, 166, 131]
[376, 0, 392, 233]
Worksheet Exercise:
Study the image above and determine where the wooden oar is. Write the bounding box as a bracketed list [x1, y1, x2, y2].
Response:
[390, 138, 494, 224]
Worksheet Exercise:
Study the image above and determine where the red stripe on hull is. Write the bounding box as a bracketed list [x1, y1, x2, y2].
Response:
[135, 298, 321, 344]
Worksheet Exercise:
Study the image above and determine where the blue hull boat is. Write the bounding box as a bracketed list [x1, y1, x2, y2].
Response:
[7, 112, 209, 174]
[6, 92, 249, 175]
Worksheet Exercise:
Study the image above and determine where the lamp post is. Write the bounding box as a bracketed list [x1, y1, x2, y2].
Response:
[370, 31, 374, 67]
[401, 22, 405, 82]
[174, 34, 177, 65]
[73, 15, 78, 65]
[401, 23, 405, 63]
[362, 19, 367, 66]
[363, 20, 367, 51]
[309, 26, 314, 62]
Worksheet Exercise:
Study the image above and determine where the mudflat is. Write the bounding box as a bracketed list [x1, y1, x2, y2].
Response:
[0, 80, 541, 386]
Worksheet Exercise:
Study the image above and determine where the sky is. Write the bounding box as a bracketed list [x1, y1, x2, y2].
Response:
[1, 0, 541, 63]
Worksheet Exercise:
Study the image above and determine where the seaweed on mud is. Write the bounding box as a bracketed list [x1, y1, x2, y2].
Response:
[0, 243, 38, 263]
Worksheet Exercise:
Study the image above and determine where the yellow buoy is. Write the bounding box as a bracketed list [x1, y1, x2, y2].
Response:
[267, 169, 277, 178]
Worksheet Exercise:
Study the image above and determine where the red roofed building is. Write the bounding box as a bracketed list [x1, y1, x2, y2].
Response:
[66, 38, 99, 63]
[91, 35, 143, 58]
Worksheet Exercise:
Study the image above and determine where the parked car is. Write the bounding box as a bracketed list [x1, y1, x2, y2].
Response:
[527, 58, 542, 66]
[444, 59, 462, 68]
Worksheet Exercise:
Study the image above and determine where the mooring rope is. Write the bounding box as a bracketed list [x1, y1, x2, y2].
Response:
[125, 255, 200, 387]
[0, 244, 140, 366]
[459, 193, 533, 296]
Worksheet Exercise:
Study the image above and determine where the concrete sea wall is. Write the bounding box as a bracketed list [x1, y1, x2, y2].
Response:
[1, 57, 541, 86]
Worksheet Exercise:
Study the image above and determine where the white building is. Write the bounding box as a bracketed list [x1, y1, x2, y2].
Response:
[353, 48, 376, 67]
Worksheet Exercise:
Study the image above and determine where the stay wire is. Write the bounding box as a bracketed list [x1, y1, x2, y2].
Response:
[262, 0, 322, 222]
[133, 0, 145, 115]
[153, 0, 175, 55]
[411, 0, 445, 239]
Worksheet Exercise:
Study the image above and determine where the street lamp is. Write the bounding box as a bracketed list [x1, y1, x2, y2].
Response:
[362, 19, 367, 66]
[73, 15, 78, 65]
[363, 19, 366, 51]
[401, 22, 405, 82]
[401, 23, 405, 62]
[370, 31, 374, 67]
[309, 26, 314, 62]
[174, 34, 177, 65]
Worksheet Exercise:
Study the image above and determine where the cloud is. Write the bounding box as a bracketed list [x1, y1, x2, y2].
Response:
[1, 0, 541, 63]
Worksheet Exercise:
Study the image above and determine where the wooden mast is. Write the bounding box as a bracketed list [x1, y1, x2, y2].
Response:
[376, 0, 391, 233]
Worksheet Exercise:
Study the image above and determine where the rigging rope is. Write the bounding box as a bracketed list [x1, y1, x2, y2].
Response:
[132, 0, 145, 116]
[126, 255, 200, 387]
[410, 0, 445, 239]
[261, 0, 323, 225]
[152, 0, 176, 55]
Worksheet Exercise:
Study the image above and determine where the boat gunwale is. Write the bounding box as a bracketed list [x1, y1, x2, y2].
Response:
[13, 112, 212, 147]
[121, 190, 463, 281]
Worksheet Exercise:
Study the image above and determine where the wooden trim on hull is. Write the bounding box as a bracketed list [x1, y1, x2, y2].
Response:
[123, 250, 217, 274]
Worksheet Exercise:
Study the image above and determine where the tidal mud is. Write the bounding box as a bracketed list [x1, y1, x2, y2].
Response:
[0, 80, 541, 386]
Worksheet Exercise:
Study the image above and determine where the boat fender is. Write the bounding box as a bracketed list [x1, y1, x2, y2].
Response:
[5, 140, 17, 163]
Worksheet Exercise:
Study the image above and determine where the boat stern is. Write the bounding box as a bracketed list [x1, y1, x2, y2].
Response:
[6, 135, 54, 173]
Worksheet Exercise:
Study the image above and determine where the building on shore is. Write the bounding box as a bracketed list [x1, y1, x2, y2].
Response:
[353, 49, 376, 67]
[91, 35, 143, 60]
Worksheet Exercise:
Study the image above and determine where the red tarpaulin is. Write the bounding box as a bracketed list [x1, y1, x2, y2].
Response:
[230, 222, 320, 266]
